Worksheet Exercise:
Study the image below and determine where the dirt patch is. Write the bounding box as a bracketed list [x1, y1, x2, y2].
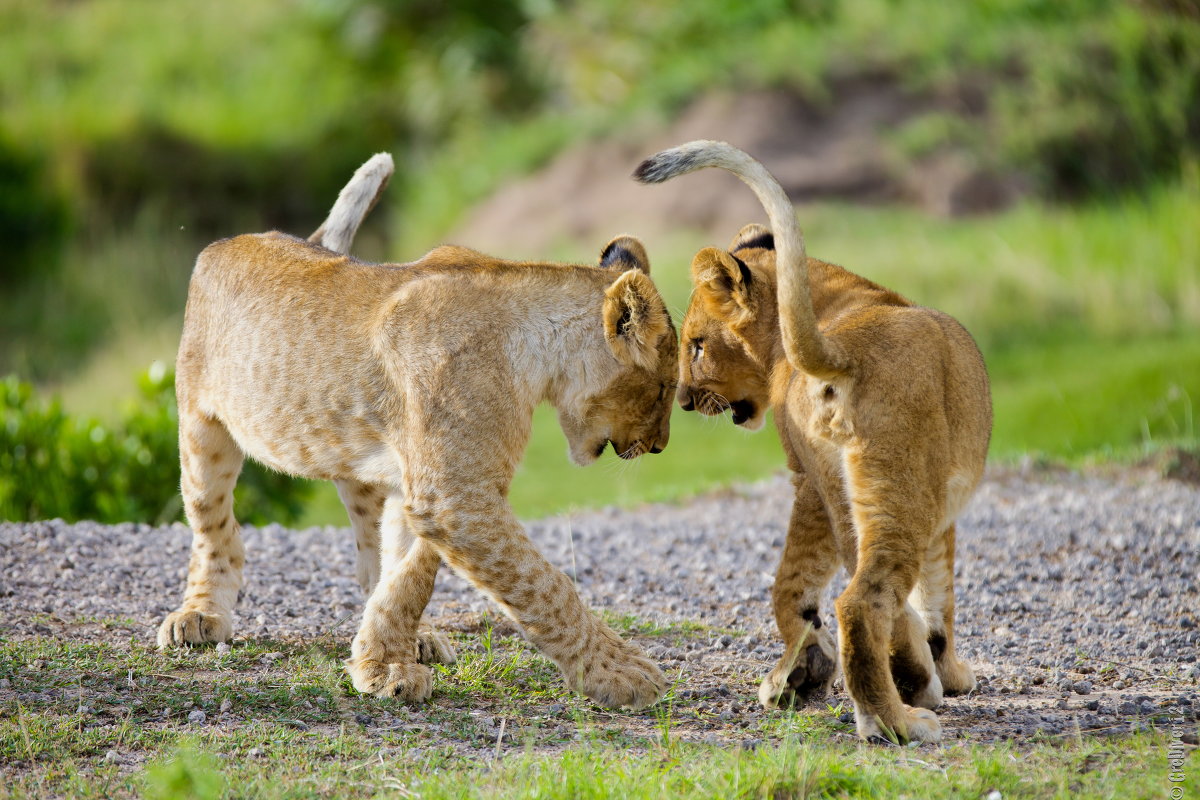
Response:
[451, 77, 1024, 257]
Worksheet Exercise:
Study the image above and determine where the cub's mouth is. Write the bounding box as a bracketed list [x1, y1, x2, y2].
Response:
[730, 399, 757, 426]
[594, 439, 610, 459]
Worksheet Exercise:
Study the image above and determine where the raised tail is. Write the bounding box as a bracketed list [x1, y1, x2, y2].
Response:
[634, 140, 846, 380]
[308, 152, 395, 255]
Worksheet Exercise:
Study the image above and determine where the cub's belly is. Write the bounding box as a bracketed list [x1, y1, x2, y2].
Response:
[208, 384, 401, 485]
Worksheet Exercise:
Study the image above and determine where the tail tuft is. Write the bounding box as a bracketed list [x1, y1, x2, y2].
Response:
[309, 153, 395, 255]
[632, 140, 726, 184]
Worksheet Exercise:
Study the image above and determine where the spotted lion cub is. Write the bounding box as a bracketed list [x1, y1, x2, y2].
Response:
[636, 141, 991, 742]
[158, 154, 675, 710]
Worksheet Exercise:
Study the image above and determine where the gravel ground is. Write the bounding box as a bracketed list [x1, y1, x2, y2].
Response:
[2, 466, 1198, 747]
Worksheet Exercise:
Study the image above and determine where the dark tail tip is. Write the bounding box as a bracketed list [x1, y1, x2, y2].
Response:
[632, 158, 661, 184]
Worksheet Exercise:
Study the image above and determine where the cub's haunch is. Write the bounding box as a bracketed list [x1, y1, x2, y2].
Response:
[158, 153, 676, 711]
[635, 140, 991, 743]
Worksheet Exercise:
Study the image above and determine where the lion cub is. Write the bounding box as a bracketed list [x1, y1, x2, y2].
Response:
[635, 141, 991, 742]
[158, 153, 676, 710]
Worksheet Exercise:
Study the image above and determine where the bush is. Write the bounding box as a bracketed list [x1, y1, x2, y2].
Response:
[0, 366, 314, 525]
[0, 133, 71, 289]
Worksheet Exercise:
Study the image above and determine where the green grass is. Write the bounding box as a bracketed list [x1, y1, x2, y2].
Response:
[2, 634, 1192, 799]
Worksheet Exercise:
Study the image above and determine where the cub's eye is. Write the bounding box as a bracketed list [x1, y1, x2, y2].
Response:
[690, 339, 704, 362]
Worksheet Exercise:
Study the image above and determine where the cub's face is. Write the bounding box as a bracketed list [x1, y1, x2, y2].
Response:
[676, 224, 777, 431]
[571, 323, 677, 464]
[560, 236, 678, 466]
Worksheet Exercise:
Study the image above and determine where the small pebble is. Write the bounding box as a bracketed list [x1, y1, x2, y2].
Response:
[215, 642, 231, 655]
[219, 698, 233, 713]
[104, 749, 121, 764]
[188, 709, 206, 724]
[1073, 680, 1093, 695]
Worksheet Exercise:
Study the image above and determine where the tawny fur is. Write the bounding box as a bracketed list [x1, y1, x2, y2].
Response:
[158, 154, 677, 711]
[635, 140, 991, 743]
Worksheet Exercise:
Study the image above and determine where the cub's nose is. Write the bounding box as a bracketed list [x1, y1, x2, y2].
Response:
[677, 385, 695, 411]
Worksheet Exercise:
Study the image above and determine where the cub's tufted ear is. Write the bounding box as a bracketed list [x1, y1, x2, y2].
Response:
[603, 269, 669, 369]
[729, 223, 775, 254]
[599, 235, 651, 274]
[690, 247, 756, 330]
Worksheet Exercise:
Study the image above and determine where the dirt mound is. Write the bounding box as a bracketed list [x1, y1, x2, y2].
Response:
[451, 78, 1022, 257]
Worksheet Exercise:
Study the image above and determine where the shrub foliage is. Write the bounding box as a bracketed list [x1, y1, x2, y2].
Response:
[0, 366, 314, 525]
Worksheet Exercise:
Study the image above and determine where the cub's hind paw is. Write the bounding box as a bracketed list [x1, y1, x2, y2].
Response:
[415, 626, 456, 665]
[855, 705, 942, 744]
[157, 609, 232, 648]
[345, 657, 433, 702]
[759, 637, 838, 709]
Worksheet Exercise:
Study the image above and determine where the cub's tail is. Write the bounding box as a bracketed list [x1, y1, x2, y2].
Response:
[308, 152, 395, 255]
[633, 140, 846, 380]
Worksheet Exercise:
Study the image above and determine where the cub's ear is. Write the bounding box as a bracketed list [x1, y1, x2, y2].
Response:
[691, 247, 756, 329]
[729, 223, 774, 254]
[599, 235, 651, 274]
[603, 269, 669, 369]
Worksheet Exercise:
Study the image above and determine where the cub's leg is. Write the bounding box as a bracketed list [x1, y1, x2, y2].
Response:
[334, 479, 387, 594]
[346, 493, 452, 700]
[157, 411, 245, 647]
[399, 484, 665, 709]
[913, 523, 976, 695]
[835, 455, 942, 743]
[889, 601, 942, 711]
[759, 475, 840, 708]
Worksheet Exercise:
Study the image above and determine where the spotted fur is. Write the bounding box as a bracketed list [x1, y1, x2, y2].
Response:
[636, 140, 991, 743]
[158, 155, 676, 711]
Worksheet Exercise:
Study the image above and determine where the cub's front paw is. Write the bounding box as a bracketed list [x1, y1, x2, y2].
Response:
[415, 625, 457, 666]
[759, 630, 838, 709]
[345, 657, 433, 702]
[937, 656, 976, 696]
[572, 639, 665, 710]
[157, 609, 233, 648]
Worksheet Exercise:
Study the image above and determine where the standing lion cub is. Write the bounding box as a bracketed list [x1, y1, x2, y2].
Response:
[635, 141, 992, 742]
[158, 153, 676, 710]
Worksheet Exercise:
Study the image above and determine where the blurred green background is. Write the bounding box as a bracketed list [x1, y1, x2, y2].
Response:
[1, 0, 1197, 525]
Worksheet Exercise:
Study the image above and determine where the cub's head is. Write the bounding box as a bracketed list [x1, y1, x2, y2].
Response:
[677, 224, 778, 431]
[560, 236, 678, 465]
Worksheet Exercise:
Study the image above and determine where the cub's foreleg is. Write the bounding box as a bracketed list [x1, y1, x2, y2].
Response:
[158, 410, 246, 647]
[759, 476, 840, 708]
[346, 492, 452, 700]
[396, 481, 665, 710]
[913, 522, 976, 695]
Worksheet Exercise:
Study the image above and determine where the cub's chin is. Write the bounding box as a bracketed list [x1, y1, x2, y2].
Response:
[731, 399, 766, 431]
[567, 437, 609, 466]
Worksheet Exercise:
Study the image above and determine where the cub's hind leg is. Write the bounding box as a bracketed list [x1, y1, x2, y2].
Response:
[759, 475, 840, 709]
[158, 410, 245, 647]
[335, 480, 387, 595]
[346, 492, 450, 700]
[913, 523, 976, 695]
[835, 452, 943, 743]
